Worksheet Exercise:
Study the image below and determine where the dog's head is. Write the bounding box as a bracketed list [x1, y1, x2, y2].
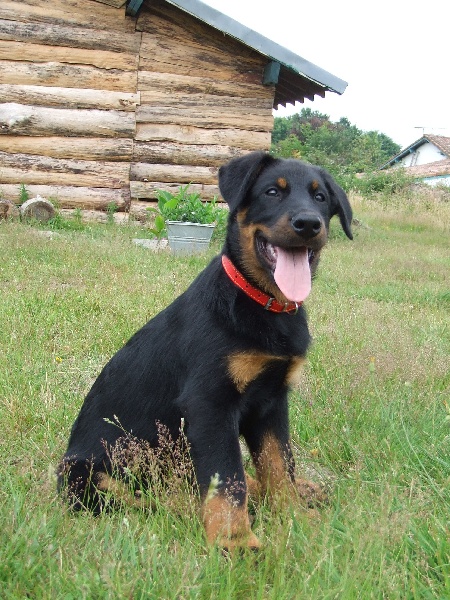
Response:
[219, 152, 353, 304]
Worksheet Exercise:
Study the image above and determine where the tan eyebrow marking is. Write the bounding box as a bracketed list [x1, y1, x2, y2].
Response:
[277, 177, 287, 189]
[311, 180, 319, 191]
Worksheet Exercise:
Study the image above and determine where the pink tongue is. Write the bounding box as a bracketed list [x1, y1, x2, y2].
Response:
[273, 246, 311, 302]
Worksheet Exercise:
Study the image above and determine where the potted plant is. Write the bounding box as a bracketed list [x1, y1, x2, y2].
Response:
[148, 185, 225, 254]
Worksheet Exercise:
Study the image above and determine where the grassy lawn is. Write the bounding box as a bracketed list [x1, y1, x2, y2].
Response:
[0, 192, 449, 599]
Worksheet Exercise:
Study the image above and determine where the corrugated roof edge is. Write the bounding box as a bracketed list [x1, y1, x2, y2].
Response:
[163, 0, 348, 95]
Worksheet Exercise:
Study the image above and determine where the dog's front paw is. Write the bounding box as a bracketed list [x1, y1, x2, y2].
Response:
[219, 530, 261, 553]
[203, 494, 261, 551]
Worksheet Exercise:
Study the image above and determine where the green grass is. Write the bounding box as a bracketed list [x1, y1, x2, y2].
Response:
[0, 194, 449, 599]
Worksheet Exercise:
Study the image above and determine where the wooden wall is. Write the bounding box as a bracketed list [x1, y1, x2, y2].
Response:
[0, 0, 138, 211]
[130, 0, 274, 217]
[0, 0, 275, 217]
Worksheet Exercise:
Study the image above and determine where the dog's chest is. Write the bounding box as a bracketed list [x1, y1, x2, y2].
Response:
[226, 351, 305, 394]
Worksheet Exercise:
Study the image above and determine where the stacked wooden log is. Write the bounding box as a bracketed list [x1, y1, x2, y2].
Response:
[0, 0, 275, 219]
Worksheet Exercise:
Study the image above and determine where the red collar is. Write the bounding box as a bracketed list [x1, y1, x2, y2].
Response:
[221, 255, 301, 314]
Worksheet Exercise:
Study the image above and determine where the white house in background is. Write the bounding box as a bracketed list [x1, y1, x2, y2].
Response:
[380, 135, 450, 186]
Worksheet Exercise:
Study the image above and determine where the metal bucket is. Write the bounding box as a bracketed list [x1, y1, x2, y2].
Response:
[166, 221, 215, 255]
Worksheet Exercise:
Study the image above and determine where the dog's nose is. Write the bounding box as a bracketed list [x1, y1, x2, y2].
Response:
[291, 214, 322, 238]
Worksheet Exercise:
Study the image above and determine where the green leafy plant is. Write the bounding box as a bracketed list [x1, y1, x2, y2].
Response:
[40, 205, 90, 232]
[147, 185, 226, 239]
[19, 183, 29, 205]
[106, 201, 118, 225]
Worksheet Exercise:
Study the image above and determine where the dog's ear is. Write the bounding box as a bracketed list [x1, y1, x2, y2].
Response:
[218, 152, 275, 213]
[320, 169, 353, 240]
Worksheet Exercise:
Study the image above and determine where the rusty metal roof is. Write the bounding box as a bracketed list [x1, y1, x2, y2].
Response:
[126, 0, 348, 107]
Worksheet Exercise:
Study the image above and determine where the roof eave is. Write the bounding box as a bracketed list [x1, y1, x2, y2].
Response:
[380, 137, 429, 170]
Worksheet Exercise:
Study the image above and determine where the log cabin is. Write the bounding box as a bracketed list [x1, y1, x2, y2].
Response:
[0, 0, 347, 221]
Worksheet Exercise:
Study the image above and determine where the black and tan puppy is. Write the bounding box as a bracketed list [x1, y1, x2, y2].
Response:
[58, 152, 352, 550]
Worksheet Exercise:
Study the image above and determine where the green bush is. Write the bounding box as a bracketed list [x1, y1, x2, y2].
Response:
[354, 168, 414, 197]
[270, 109, 402, 194]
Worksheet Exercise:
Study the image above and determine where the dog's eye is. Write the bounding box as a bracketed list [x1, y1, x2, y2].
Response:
[314, 192, 326, 202]
[266, 187, 279, 197]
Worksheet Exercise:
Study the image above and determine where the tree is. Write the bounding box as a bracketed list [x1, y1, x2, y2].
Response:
[271, 117, 292, 145]
[271, 108, 401, 189]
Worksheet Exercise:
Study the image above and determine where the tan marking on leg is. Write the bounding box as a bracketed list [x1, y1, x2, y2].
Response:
[254, 436, 327, 508]
[96, 472, 153, 509]
[227, 351, 286, 393]
[245, 472, 261, 501]
[202, 492, 260, 550]
[285, 356, 306, 387]
[254, 433, 291, 501]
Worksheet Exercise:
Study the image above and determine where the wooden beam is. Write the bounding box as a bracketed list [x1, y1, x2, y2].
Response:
[137, 71, 273, 100]
[130, 163, 218, 185]
[0, 18, 141, 54]
[0, 0, 136, 32]
[135, 123, 270, 150]
[139, 91, 273, 112]
[136, 105, 273, 132]
[0, 85, 139, 112]
[0, 103, 135, 138]
[0, 40, 138, 71]
[0, 184, 130, 211]
[0, 151, 130, 188]
[133, 141, 246, 167]
[0, 136, 133, 161]
[0, 60, 137, 91]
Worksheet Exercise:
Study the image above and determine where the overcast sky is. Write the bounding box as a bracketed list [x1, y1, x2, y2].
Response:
[203, 0, 449, 149]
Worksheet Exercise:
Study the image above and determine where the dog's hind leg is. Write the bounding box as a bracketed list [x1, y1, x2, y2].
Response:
[96, 473, 155, 510]
[58, 459, 154, 513]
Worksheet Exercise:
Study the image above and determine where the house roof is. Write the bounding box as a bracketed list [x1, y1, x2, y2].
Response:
[126, 0, 348, 107]
[403, 158, 450, 179]
[380, 134, 450, 169]
[426, 134, 450, 156]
